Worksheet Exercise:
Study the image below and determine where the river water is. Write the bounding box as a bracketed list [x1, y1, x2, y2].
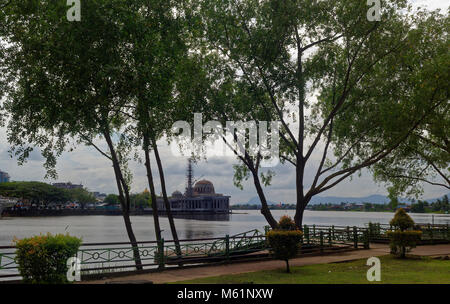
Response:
[1, 210, 449, 246]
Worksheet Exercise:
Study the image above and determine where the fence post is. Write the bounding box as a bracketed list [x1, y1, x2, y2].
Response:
[447, 224, 449, 240]
[225, 234, 230, 262]
[332, 225, 335, 239]
[313, 224, 316, 237]
[158, 238, 165, 269]
[320, 231, 324, 253]
[428, 224, 433, 244]
[328, 228, 332, 246]
[353, 226, 358, 249]
[264, 226, 270, 235]
[346, 226, 350, 241]
[304, 225, 310, 245]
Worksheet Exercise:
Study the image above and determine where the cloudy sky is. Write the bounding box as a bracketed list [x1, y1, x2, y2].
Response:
[0, 0, 448, 204]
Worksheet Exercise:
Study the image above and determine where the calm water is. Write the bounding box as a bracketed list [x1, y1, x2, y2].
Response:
[1, 210, 449, 246]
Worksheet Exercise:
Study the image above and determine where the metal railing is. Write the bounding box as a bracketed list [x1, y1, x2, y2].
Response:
[0, 225, 379, 281]
[365, 222, 450, 243]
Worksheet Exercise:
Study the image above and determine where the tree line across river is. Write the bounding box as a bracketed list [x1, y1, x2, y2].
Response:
[0, 181, 151, 210]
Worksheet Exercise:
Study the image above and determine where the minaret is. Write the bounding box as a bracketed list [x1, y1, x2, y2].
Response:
[185, 158, 194, 197]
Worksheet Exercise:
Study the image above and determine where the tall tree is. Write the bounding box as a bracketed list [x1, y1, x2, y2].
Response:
[123, 0, 200, 256]
[1, 0, 144, 269]
[370, 12, 450, 197]
[198, 0, 448, 227]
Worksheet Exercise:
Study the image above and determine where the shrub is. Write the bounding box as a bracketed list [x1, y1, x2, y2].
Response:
[387, 230, 422, 258]
[278, 215, 297, 231]
[390, 208, 414, 231]
[14, 233, 82, 284]
[388, 209, 421, 258]
[267, 217, 303, 272]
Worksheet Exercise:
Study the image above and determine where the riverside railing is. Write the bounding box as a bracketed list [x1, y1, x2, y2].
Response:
[365, 222, 450, 243]
[3, 223, 448, 281]
[0, 226, 367, 281]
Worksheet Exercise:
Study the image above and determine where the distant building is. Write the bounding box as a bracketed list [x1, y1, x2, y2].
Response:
[52, 182, 83, 190]
[0, 170, 10, 183]
[157, 159, 230, 213]
[92, 192, 107, 201]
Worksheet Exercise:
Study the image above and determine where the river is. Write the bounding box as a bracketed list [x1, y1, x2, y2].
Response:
[1, 210, 449, 246]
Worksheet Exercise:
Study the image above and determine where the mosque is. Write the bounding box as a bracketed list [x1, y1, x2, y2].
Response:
[156, 160, 230, 213]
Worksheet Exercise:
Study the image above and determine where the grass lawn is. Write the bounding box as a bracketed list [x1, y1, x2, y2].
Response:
[175, 255, 450, 284]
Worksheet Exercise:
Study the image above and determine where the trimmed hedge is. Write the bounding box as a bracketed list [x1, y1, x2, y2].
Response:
[390, 208, 415, 231]
[267, 230, 303, 273]
[387, 230, 422, 258]
[14, 233, 82, 284]
[388, 208, 421, 258]
[278, 215, 298, 231]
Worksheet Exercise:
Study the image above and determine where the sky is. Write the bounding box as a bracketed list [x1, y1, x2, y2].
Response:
[0, 0, 448, 204]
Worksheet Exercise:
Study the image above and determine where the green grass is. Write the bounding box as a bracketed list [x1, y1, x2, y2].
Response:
[175, 255, 450, 284]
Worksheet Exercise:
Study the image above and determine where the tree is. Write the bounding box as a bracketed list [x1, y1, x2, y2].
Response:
[103, 194, 120, 206]
[68, 188, 96, 209]
[387, 208, 421, 258]
[410, 200, 426, 213]
[197, 0, 448, 228]
[388, 192, 399, 211]
[1, 0, 144, 269]
[130, 192, 151, 209]
[390, 208, 414, 231]
[371, 12, 450, 198]
[266, 216, 302, 273]
[115, 0, 198, 255]
[0, 181, 71, 206]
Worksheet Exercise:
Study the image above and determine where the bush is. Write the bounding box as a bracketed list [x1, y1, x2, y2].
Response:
[387, 230, 422, 258]
[388, 209, 421, 258]
[14, 233, 82, 284]
[278, 215, 297, 231]
[390, 208, 414, 231]
[267, 217, 303, 272]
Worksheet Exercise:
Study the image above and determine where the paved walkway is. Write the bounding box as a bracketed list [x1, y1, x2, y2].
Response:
[81, 243, 450, 284]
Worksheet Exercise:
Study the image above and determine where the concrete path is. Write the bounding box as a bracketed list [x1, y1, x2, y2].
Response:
[81, 243, 450, 284]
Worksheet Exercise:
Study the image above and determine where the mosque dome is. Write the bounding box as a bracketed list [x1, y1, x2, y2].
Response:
[172, 190, 183, 198]
[193, 180, 215, 195]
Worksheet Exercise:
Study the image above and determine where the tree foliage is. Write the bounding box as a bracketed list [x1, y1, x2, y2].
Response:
[197, 0, 448, 228]
[371, 12, 450, 197]
[388, 208, 421, 258]
[390, 208, 415, 231]
[0, 181, 71, 204]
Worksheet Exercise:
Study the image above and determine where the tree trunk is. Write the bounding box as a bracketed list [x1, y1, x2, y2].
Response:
[401, 246, 406, 258]
[285, 259, 290, 273]
[152, 139, 182, 258]
[103, 130, 143, 270]
[251, 170, 278, 229]
[143, 136, 162, 243]
[294, 204, 305, 229]
[294, 160, 306, 228]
